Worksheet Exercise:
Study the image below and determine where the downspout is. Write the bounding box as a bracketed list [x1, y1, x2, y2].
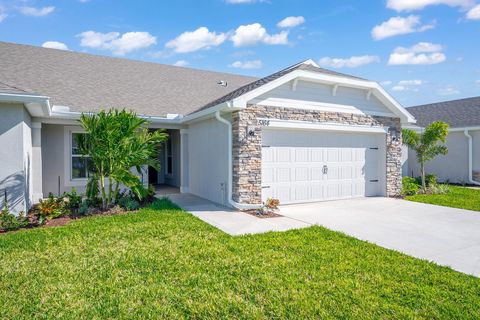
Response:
[463, 129, 480, 186]
[215, 110, 261, 210]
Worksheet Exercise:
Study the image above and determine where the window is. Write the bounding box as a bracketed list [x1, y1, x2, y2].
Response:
[165, 138, 173, 176]
[71, 133, 93, 179]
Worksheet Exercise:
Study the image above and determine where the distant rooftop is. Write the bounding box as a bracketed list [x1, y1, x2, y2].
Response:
[408, 96, 480, 128]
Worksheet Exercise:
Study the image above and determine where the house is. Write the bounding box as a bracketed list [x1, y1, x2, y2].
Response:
[0, 41, 415, 214]
[404, 97, 480, 185]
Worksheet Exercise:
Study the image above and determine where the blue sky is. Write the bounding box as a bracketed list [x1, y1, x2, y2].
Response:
[0, 0, 479, 106]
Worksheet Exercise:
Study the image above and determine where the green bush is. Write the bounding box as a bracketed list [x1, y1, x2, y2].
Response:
[118, 197, 140, 211]
[34, 193, 69, 224]
[415, 174, 437, 187]
[401, 176, 420, 196]
[62, 188, 82, 209]
[0, 202, 27, 231]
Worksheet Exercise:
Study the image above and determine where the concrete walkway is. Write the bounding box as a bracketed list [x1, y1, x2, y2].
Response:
[280, 197, 480, 277]
[166, 193, 310, 236]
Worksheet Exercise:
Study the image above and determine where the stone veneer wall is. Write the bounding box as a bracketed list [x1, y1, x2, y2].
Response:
[231, 104, 403, 205]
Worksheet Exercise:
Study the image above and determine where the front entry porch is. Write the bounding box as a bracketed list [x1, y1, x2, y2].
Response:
[147, 128, 189, 194]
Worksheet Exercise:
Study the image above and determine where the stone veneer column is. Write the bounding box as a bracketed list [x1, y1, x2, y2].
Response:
[231, 104, 404, 205]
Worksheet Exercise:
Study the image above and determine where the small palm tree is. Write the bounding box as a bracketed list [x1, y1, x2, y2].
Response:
[77, 109, 168, 209]
[402, 121, 449, 188]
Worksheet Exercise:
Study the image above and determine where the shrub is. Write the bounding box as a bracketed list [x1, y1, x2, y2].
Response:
[62, 188, 82, 209]
[419, 184, 450, 195]
[265, 198, 280, 210]
[0, 204, 27, 231]
[401, 176, 420, 196]
[415, 174, 437, 187]
[118, 197, 140, 211]
[34, 193, 68, 224]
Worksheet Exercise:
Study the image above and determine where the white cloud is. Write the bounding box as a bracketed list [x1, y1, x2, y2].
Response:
[381, 80, 393, 86]
[166, 27, 226, 53]
[19, 6, 55, 17]
[229, 60, 263, 69]
[173, 60, 189, 67]
[392, 85, 407, 91]
[231, 23, 289, 46]
[78, 31, 156, 55]
[318, 55, 380, 68]
[392, 79, 424, 91]
[398, 79, 424, 85]
[0, 8, 7, 22]
[386, 0, 474, 12]
[466, 4, 480, 19]
[371, 15, 435, 40]
[277, 16, 305, 28]
[437, 85, 460, 95]
[475, 80, 480, 86]
[388, 42, 446, 65]
[42, 41, 69, 50]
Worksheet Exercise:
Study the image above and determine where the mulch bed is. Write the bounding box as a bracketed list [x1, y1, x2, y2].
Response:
[44, 216, 72, 228]
[243, 209, 283, 219]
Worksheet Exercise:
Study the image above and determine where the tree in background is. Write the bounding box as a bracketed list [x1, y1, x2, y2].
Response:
[77, 109, 168, 209]
[402, 121, 449, 188]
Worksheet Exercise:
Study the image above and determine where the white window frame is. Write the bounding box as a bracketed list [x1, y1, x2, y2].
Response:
[165, 137, 173, 178]
[64, 126, 90, 187]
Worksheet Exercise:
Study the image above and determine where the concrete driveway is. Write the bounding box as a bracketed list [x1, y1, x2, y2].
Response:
[280, 197, 480, 276]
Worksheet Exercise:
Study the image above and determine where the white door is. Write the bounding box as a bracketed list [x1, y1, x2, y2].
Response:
[261, 129, 385, 204]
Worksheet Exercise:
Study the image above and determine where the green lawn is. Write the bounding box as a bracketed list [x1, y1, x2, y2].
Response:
[406, 186, 480, 211]
[1, 199, 480, 319]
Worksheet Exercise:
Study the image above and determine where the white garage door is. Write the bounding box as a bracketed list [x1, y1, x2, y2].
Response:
[262, 129, 386, 204]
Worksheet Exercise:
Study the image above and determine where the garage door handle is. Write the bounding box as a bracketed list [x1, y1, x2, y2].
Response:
[262, 186, 270, 189]
[322, 165, 328, 174]
[369, 179, 379, 182]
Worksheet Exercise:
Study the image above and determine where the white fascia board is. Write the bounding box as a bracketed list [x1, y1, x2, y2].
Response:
[230, 69, 416, 123]
[181, 101, 241, 124]
[257, 118, 388, 134]
[0, 92, 51, 116]
[372, 84, 416, 124]
[450, 126, 480, 132]
[47, 107, 184, 128]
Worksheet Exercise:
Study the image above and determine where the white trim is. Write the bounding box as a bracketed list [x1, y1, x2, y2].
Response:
[63, 126, 89, 187]
[249, 97, 396, 118]
[0, 92, 51, 116]
[257, 118, 388, 134]
[366, 90, 373, 100]
[331, 84, 339, 97]
[291, 79, 298, 91]
[464, 129, 480, 186]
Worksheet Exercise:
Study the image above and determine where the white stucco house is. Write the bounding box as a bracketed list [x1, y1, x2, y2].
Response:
[404, 97, 480, 186]
[0, 41, 416, 214]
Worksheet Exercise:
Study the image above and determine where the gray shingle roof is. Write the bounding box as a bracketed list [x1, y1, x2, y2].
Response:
[0, 81, 32, 94]
[0, 41, 365, 117]
[191, 62, 366, 114]
[407, 96, 480, 128]
[0, 41, 256, 117]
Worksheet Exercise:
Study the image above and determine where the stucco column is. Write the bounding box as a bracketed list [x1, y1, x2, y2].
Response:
[31, 122, 43, 202]
[180, 129, 189, 193]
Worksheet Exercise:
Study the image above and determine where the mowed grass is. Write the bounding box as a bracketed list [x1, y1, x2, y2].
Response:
[1, 199, 480, 319]
[406, 186, 480, 212]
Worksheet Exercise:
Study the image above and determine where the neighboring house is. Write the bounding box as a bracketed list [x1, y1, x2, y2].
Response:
[404, 97, 480, 185]
[0, 41, 415, 214]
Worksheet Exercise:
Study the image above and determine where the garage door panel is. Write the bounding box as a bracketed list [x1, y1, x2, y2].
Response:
[262, 129, 385, 204]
